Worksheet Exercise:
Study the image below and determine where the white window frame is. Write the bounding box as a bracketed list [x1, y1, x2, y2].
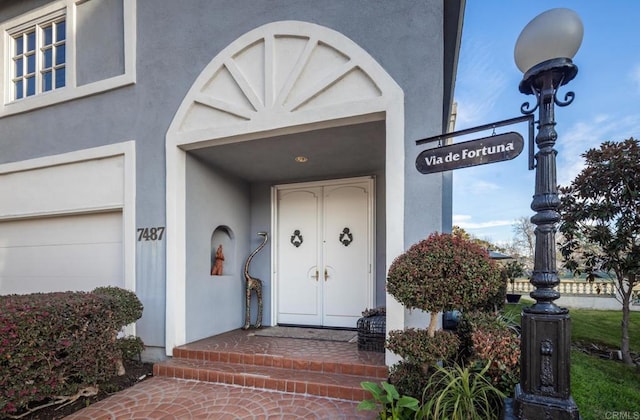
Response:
[9, 10, 67, 100]
[0, 0, 136, 118]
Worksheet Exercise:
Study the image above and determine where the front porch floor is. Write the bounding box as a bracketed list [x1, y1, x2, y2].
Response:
[173, 328, 386, 373]
[157, 328, 387, 401]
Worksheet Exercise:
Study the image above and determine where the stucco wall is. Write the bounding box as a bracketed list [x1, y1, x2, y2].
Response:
[0, 0, 450, 350]
[76, 0, 125, 85]
[0, 0, 51, 22]
[185, 154, 250, 343]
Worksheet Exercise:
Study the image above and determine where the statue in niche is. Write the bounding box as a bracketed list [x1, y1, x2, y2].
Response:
[243, 232, 268, 329]
[211, 245, 225, 276]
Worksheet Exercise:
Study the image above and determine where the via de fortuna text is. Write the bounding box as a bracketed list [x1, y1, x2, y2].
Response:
[422, 142, 516, 166]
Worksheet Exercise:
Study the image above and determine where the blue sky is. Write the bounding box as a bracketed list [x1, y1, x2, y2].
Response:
[452, 1, 640, 245]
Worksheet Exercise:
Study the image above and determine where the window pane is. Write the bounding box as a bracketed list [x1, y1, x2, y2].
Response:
[15, 58, 23, 77]
[43, 71, 52, 92]
[11, 19, 68, 98]
[26, 76, 35, 96]
[56, 44, 66, 65]
[44, 26, 53, 46]
[56, 21, 66, 42]
[15, 36, 23, 55]
[26, 31, 35, 52]
[15, 80, 23, 99]
[43, 49, 53, 68]
[55, 68, 65, 88]
[27, 54, 35, 73]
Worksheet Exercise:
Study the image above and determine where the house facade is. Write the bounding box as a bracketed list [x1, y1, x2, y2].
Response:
[0, 0, 464, 363]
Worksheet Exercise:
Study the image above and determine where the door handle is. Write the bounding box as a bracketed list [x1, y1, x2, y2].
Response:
[324, 268, 329, 281]
[312, 270, 319, 282]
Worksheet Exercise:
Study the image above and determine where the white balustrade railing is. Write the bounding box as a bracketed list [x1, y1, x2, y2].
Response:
[510, 280, 616, 296]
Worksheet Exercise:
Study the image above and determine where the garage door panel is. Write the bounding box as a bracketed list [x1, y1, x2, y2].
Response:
[0, 212, 123, 295]
[1, 274, 122, 295]
[0, 155, 124, 218]
[2, 243, 122, 278]
[0, 213, 121, 247]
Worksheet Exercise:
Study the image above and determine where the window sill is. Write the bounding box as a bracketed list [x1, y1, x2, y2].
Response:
[1, 72, 135, 119]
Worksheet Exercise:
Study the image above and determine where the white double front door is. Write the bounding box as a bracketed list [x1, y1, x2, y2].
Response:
[275, 177, 374, 328]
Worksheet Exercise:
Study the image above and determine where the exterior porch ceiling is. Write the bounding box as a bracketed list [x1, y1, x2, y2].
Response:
[189, 121, 385, 183]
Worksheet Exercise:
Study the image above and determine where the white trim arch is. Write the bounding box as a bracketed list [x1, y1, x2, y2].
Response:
[165, 20, 405, 357]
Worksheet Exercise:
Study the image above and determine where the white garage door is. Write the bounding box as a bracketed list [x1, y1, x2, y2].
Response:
[0, 212, 123, 295]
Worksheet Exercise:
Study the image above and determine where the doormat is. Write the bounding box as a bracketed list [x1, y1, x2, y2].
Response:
[252, 326, 357, 343]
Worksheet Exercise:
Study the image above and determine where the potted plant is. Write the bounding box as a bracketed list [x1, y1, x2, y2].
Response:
[502, 260, 525, 303]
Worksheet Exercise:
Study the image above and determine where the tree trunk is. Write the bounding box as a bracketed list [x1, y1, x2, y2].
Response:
[621, 283, 633, 365]
[116, 357, 126, 376]
[427, 311, 438, 338]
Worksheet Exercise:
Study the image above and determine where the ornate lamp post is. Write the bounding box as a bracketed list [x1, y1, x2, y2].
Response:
[511, 9, 583, 419]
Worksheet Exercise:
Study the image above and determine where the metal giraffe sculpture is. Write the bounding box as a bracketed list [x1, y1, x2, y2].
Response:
[242, 232, 268, 329]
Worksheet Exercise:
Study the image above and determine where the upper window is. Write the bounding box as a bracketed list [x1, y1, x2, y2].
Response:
[0, 0, 136, 118]
[11, 17, 66, 100]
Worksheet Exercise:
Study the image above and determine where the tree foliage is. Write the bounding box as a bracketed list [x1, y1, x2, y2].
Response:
[381, 233, 516, 414]
[559, 138, 640, 365]
[387, 232, 502, 336]
[452, 225, 505, 253]
[502, 260, 525, 294]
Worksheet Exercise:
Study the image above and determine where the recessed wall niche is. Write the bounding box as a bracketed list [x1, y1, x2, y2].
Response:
[211, 225, 234, 276]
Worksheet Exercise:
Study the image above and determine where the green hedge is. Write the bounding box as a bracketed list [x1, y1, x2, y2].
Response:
[0, 288, 143, 415]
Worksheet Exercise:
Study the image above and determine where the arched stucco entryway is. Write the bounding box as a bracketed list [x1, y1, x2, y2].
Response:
[165, 21, 405, 361]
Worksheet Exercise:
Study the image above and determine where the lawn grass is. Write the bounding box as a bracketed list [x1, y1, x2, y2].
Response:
[571, 350, 640, 419]
[570, 308, 640, 350]
[504, 299, 640, 350]
[504, 300, 640, 420]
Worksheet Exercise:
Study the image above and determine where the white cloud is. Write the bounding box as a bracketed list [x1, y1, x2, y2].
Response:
[455, 38, 510, 127]
[453, 214, 514, 230]
[454, 172, 502, 195]
[473, 179, 500, 191]
[452, 214, 471, 223]
[558, 113, 640, 186]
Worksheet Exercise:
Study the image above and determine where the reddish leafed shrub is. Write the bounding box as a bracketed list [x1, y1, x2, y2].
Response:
[386, 328, 460, 367]
[457, 311, 520, 394]
[93, 286, 143, 328]
[387, 233, 502, 334]
[384, 234, 509, 400]
[0, 289, 142, 415]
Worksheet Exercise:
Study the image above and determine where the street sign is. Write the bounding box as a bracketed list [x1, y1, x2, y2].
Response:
[415, 131, 524, 174]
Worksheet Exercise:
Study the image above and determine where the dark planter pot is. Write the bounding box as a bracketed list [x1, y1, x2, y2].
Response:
[506, 293, 522, 304]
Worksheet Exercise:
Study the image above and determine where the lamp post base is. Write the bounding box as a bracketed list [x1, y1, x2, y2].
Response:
[508, 310, 581, 419]
[510, 384, 580, 419]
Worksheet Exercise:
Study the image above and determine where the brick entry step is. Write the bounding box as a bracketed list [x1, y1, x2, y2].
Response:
[153, 328, 388, 402]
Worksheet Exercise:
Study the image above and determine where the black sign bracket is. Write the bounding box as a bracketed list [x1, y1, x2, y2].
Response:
[415, 115, 536, 170]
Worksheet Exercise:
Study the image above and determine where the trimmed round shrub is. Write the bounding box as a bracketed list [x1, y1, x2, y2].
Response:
[387, 232, 503, 338]
[388, 361, 431, 400]
[387, 233, 503, 315]
[386, 328, 460, 367]
[92, 286, 143, 328]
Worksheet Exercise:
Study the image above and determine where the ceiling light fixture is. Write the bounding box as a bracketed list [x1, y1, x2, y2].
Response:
[294, 156, 308, 163]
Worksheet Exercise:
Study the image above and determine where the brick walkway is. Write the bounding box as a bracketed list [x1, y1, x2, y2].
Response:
[65, 376, 376, 419]
[66, 328, 384, 419]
